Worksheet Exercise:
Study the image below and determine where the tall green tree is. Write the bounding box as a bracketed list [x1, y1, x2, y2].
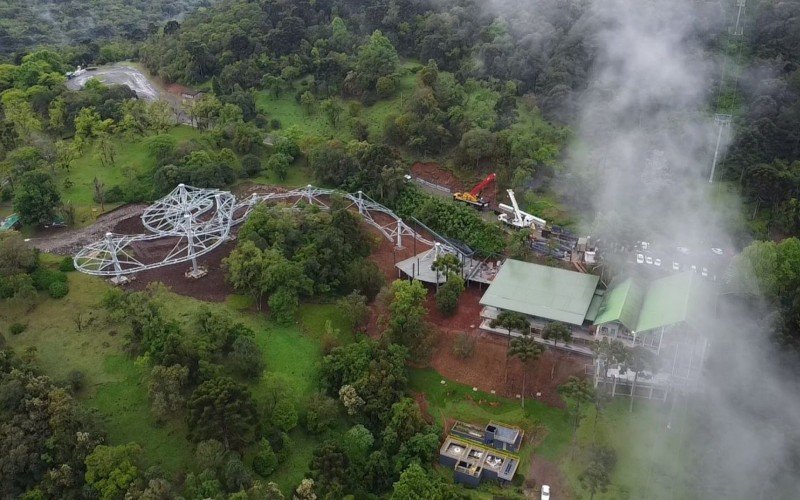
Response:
[84, 443, 142, 500]
[385, 279, 430, 360]
[147, 364, 189, 422]
[558, 376, 595, 429]
[435, 272, 464, 316]
[626, 345, 655, 411]
[392, 463, 456, 499]
[593, 338, 628, 379]
[579, 462, 611, 500]
[13, 170, 61, 227]
[187, 376, 259, 451]
[355, 30, 399, 91]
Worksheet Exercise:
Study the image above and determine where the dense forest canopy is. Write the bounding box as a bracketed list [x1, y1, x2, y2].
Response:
[0, 1, 214, 58]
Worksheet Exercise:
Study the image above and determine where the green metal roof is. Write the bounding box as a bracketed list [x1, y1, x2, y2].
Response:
[480, 259, 600, 325]
[0, 214, 20, 231]
[635, 272, 703, 333]
[593, 278, 645, 331]
[584, 289, 605, 322]
[594, 271, 712, 333]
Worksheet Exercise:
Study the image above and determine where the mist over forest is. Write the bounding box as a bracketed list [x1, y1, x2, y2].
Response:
[1, 0, 800, 499]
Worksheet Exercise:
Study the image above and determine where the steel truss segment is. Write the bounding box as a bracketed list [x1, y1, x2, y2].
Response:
[74, 184, 434, 278]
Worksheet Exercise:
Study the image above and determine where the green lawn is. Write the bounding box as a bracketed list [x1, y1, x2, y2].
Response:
[411, 369, 572, 460]
[244, 157, 314, 188]
[562, 398, 694, 500]
[523, 190, 576, 229]
[255, 61, 420, 146]
[59, 126, 202, 225]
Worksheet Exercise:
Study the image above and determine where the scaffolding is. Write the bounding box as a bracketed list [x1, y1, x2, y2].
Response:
[74, 184, 435, 281]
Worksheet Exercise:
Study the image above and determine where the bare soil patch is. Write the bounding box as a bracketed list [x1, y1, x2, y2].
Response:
[411, 161, 500, 208]
[360, 209, 590, 405]
[123, 240, 236, 302]
[425, 286, 589, 406]
[411, 162, 462, 191]
[429, 321, 589, 407]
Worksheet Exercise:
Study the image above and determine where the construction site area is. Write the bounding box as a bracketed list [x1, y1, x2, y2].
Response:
[69, 176, 716, 404]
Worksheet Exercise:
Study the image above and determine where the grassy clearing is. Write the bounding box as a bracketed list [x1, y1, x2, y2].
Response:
[245, 157, 315, 188]
[524, 190, 576, 228]
[0, 272, 196, 473]
[562, 398, 693, 500]
[58, 126, 202, 224]
[255, 61, 420, 146]
[411, 368, 572, 467]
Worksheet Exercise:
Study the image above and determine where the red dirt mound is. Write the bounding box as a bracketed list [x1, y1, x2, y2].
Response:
[411, 161, 500, 207]
[412, 162, 462, 191]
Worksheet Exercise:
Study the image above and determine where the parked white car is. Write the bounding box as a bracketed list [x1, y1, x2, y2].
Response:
[645, 256, 653, 265]
[636, 253, 644, 264]
[541, 484, 551, 500]
[672, 261, 680, 271]
[654, 258, 662, 267]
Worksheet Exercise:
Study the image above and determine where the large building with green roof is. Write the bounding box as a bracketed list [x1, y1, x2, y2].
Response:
[479, 259, 601, 326]
[479, 259, 714, 355]
[593, 271, 714, 351]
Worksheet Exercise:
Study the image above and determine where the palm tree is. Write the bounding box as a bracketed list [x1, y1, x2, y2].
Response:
[508, 333, 544, 408]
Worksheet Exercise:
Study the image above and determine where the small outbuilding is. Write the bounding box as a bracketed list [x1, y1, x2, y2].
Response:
[439, 421, 523, 487]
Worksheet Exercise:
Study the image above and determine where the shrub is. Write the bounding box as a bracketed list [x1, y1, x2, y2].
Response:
[270, 119, 281, 130]
[48, 280, 69, 299]
[320, 331, 341, 356]
[241, 154, 263, 178]
[230, 335, 265, 380]
[350, 118, 369, 141]
[252, 439, 278, 477]
[376, 75, 397, 98]
[435, 274, 464, 316]
[31, 267, 67, 291]
[9, 323, 26, 336]
[104, 185, 125, 203]
[59, 257, 75, 272]
[344, 259, 385, 301]
[304, 393, 338, 434]
[68, 370, 86, 392]
[270, 398, 298, 432]
[273, 137, 300, 160]
[453, 332, 476, 359]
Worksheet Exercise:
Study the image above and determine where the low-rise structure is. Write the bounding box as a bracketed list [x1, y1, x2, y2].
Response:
[439, 421, 523, 487]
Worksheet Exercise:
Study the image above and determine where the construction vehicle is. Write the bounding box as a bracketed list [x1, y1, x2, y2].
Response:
[453, 173, 496, 210]
[497, 189, 546, 229]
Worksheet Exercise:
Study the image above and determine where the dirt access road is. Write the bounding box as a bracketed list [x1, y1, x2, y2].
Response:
[27, 204, 147, 256]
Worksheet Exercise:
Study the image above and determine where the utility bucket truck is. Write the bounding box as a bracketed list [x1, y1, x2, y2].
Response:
[453, 173, 496, 210]
[497, 189, 546, 229]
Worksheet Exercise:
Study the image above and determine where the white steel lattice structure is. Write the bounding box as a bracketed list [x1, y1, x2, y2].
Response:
[74, 184, 435, 280]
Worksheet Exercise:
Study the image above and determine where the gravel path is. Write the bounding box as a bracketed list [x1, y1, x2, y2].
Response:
[28, 204, 147, 256]
[66, 64, 163, 101]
